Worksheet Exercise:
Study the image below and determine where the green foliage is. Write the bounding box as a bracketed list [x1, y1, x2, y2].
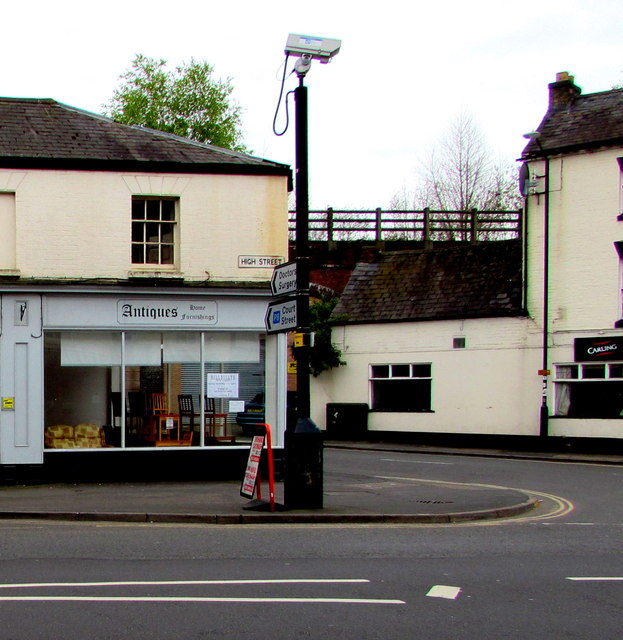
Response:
[104, 54, 247, 152]
[308, 297, 346, 377]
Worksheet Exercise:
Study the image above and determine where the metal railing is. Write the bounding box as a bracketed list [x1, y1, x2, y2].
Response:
[288, 208, 522, 243]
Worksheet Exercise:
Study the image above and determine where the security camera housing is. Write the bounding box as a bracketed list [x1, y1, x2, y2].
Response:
[285, 34, 341, 63]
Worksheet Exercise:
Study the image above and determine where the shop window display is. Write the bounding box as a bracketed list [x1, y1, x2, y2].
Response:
[44, 331, 265, 449]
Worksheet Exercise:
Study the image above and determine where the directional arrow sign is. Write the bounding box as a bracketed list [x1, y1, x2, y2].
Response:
[265, 298, 298, 334]
[270, 261, 298, 297]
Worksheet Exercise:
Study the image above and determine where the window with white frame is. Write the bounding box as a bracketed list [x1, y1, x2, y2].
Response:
[613, 242, 623, 326]
[131, 197, 177, 265]
[369, 363, 432, 412]
[554, 363, 623, 418]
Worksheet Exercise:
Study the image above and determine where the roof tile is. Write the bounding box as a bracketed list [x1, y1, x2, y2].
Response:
[522, 85, 623, 157]
[0, 97, 290, 177]
[332, 241, 523, 324]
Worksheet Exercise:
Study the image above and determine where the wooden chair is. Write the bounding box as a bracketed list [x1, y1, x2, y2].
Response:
[146, 393, 168, 415]
[178, 394, 200, 444]
[204, 396, 234, 443]
[145, 393, 169, 440]
[178, 394, 198, 430]
[127, 391, 146, 435]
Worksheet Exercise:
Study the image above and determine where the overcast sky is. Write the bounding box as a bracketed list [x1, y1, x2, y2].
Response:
[3, 0, 621, 208]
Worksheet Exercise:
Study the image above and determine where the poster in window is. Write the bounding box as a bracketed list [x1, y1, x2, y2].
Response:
[206, 373, 239, 398]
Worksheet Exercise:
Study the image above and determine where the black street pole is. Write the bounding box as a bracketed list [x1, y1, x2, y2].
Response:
[294, 78, 311, 422]
[284, 73, 323, 510]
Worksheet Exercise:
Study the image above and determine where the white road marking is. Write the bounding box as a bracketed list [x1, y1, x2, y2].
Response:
[0, 578, 404, 605]
[380, 458, 452, 465]
[541, 523, 622, 526]
[566, 577, 623, 581]
[0, 578, 369, 590]
[0, 595, 405, 604]
[426, 585, 461, 599]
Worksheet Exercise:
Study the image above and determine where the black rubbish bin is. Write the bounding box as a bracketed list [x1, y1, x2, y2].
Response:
[284, 430, 323, 510]
[326, 403, 369, 440]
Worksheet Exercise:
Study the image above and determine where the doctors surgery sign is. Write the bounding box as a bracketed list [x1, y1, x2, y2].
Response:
[574, 336, 623, 362]
[117, 299, 217, 326]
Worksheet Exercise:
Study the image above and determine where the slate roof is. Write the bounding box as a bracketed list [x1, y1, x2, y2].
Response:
[331, 240, 524, 324]
[0, 97, 291, 178]
[522, 82, 623, 159]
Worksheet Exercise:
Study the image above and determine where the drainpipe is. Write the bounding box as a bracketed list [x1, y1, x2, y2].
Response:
[524, 131, 551, 438]
[539, 155, 551, 438]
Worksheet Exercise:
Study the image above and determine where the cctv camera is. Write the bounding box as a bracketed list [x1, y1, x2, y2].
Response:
[285, 34, 341, 63]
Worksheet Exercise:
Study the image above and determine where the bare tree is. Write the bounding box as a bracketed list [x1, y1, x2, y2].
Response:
[391, 113, 521, 211]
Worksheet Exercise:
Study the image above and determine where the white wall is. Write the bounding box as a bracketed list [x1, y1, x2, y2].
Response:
[4, 170, 289, 282]
[0, 192, 16, 270]
[523, 147, 623, 438]
[526, 150, 623, 332]
[312, 316, 542, 436]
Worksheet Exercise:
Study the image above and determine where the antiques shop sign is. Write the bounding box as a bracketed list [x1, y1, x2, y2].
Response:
[117, 299, 217, 326]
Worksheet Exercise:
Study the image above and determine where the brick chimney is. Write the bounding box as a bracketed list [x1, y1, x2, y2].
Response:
[548, 71, 581, 109]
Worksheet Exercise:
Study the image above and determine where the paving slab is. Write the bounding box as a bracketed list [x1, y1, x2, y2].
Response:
[0, 474, 537, 525]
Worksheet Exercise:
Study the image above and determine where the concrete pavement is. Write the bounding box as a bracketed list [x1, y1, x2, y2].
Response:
[0, 441, 564, 525]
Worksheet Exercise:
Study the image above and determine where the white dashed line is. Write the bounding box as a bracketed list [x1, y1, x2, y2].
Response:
[566, 577, 623, 581]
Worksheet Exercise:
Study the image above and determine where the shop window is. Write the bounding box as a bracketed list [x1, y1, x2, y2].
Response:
[45, 332, 122, 447]
[44, 330, 266, 450]
[370, 363, 432, 412]
[555, 362, 623, 418]
[131, 197, 177, 265]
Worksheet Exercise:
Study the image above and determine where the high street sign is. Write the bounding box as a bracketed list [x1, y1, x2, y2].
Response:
[265, 298, 298, 334]
[270, 261, 297, 297]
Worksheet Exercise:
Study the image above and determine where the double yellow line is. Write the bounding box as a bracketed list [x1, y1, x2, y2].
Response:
[376, 475, 575, 524]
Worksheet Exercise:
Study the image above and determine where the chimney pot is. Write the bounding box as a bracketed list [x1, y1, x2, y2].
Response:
[556, 71, 574, 83]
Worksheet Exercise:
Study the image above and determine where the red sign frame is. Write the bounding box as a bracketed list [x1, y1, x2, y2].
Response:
[240, 424, 276, 512]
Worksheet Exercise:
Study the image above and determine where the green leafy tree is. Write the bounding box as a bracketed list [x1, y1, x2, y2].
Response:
[308, 297, 346, 377]
[104, 54, 247, 152]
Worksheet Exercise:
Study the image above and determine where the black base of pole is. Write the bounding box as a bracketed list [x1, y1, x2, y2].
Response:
[540, 403, 549, 438]
[284, 427, 323, 510]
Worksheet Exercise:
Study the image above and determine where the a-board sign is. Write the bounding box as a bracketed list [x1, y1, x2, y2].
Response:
[240, 434, 265, 499]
